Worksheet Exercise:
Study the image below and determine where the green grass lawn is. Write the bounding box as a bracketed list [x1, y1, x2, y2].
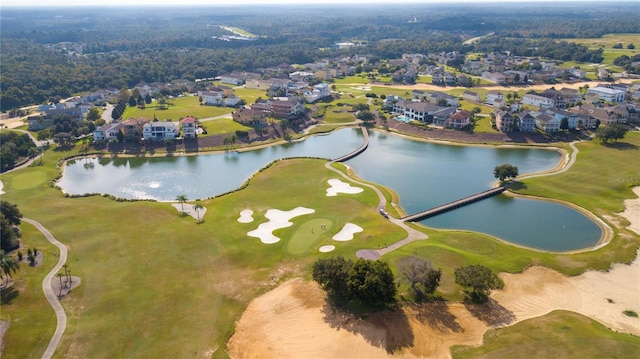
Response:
[199, 117, 252, 135]
[451, 310, 640, 359]
[121, 96, 234, 121]
[1, 129, 638, 358]
[0, 224, 57, 359]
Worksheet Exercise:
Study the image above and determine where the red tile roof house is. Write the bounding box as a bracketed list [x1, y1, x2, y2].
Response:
[180, 116, 198, 138]
[445, 110, 471, 129]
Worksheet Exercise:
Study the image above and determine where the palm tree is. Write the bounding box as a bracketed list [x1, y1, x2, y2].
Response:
[0, 250, 20, 288]
[175, 194, 188, 213]
[57, 272, 64, 297]
[193, 201, 204, 223]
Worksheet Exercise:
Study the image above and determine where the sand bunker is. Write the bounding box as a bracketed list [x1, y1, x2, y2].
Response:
[247, 207, 315, 244]
[494, 254, 640, 336]
[326, 179, 363, 197]
[318, 245, 335, 253]
[237, 209, 254, 223]
[229, 249, 640, 358]
[619, 186, 640, 235]
[332, 223, 363, 241]
[172, 203, 207, 220]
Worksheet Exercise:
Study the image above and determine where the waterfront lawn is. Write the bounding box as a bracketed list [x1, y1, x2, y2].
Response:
[0, 151, 404, 358]
[199, 117, 252, 135]
[0, 224, 57, 359]
[121, 96, 234, 121]
[451, 310, 640, 359]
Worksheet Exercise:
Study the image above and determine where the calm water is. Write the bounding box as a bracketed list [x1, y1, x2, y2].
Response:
[59, 128, 602, 251]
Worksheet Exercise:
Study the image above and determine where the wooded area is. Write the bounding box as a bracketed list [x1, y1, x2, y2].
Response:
[1, 3, 639, 111]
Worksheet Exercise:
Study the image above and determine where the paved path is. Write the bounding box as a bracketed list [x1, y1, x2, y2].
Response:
[324, 126, 428, 260]
[22, 218, 68, 359]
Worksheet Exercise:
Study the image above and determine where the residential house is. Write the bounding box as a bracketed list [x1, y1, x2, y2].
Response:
[462, 91, 481, 103]
[523, 92, 555, 109]
[180, 116, 198, 138]
[289, 71, 315, 82]
[444, 110, 471, 128]
[121, 117, 150, 141]
[384, 95, 403, 109]
[481, 71, 506, 84]
[485, 91, 504, 106]
[587, 86, 626, 103]
[271, 97, 306, 119]
[394, 101, 442, 122]
[232, 107, 268, 126]
[533, 113, 560, 132]
[518, 111, 537, 132]
[142, 121, 179, 141]
[304, 83, 331, 103]
[412, 90, 427, 100]
[494, 111, 516, 132]
[219, 73, 245, 86]
[432, 107, 457, 126]
[597, 68, 610, 80]
[426, 91, 458, 107]
[93, 123, 123, 142]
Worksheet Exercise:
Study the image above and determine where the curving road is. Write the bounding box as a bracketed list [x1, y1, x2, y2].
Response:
[22, 218, 68, 359]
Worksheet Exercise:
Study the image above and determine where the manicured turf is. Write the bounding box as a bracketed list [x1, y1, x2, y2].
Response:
[121, 96, 234, 121]
[1, 112, 638, 357]
[451, 310, 640, 359]
[0, 224, 57, 359]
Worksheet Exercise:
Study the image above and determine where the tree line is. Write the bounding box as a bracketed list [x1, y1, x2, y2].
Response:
[312, 255, 502, 313]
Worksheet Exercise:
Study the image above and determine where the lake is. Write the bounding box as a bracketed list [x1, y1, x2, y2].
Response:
[59, 128, 602, 251]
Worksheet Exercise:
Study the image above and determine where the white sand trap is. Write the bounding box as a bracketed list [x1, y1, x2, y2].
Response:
[620, 186, 640, 235]
[248, 207, 315, 244]
[172, 203, 207, 220]
[237, 209, 254, 223]
[326, 179, 363, 197]
[319, 245, 335, 253]
[332, 223, 363, 241]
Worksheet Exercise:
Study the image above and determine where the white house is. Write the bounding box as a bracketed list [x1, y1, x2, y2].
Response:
[534, 113, 560, 132]
[523, 93, 555, 109]
[93, 123, 122, 142]
[180, 116, 197, 139]
[142, 121, 179, 141]
[219, 73, 245, 86]
[304, 83, 331, 103]
[587, 86, 625, 103]
[485, 91, 504, 105]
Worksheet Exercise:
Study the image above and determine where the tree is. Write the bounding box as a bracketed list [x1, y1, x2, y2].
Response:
[53, 132, 73, 147]
[356, 110, 375, 122]
[118, 86, 130, 104]
[347, 259, 397, 310]
[193, 201, 204, 223]
[397, 256, 441, 301]
[312, 256, 352, 303]
[145, 93, 152, 104]
[86, 107, 101, 122]
[454, 264, 503, 303]
[175, 194, 188, 213]
[560, 117, 569, 131]
[0, 250, 20, 288]
[128, 95, 138, 107]
[493, 164, 518, 182]
[56, 272, 64, 297]
[595, 124, 628, 144]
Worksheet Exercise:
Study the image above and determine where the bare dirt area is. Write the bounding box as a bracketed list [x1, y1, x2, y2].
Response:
[227, 279, 491, 359]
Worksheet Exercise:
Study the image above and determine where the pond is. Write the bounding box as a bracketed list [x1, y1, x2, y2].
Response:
[58, 128, 602, 251]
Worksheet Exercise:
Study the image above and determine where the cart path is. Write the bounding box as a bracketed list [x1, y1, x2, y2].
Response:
[22, 218, 68, 359]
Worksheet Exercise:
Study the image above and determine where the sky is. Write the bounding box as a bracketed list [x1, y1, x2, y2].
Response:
[0, 0, 614, 7]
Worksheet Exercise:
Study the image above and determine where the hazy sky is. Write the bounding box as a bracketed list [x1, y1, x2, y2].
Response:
[0, 0, 611, 7]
